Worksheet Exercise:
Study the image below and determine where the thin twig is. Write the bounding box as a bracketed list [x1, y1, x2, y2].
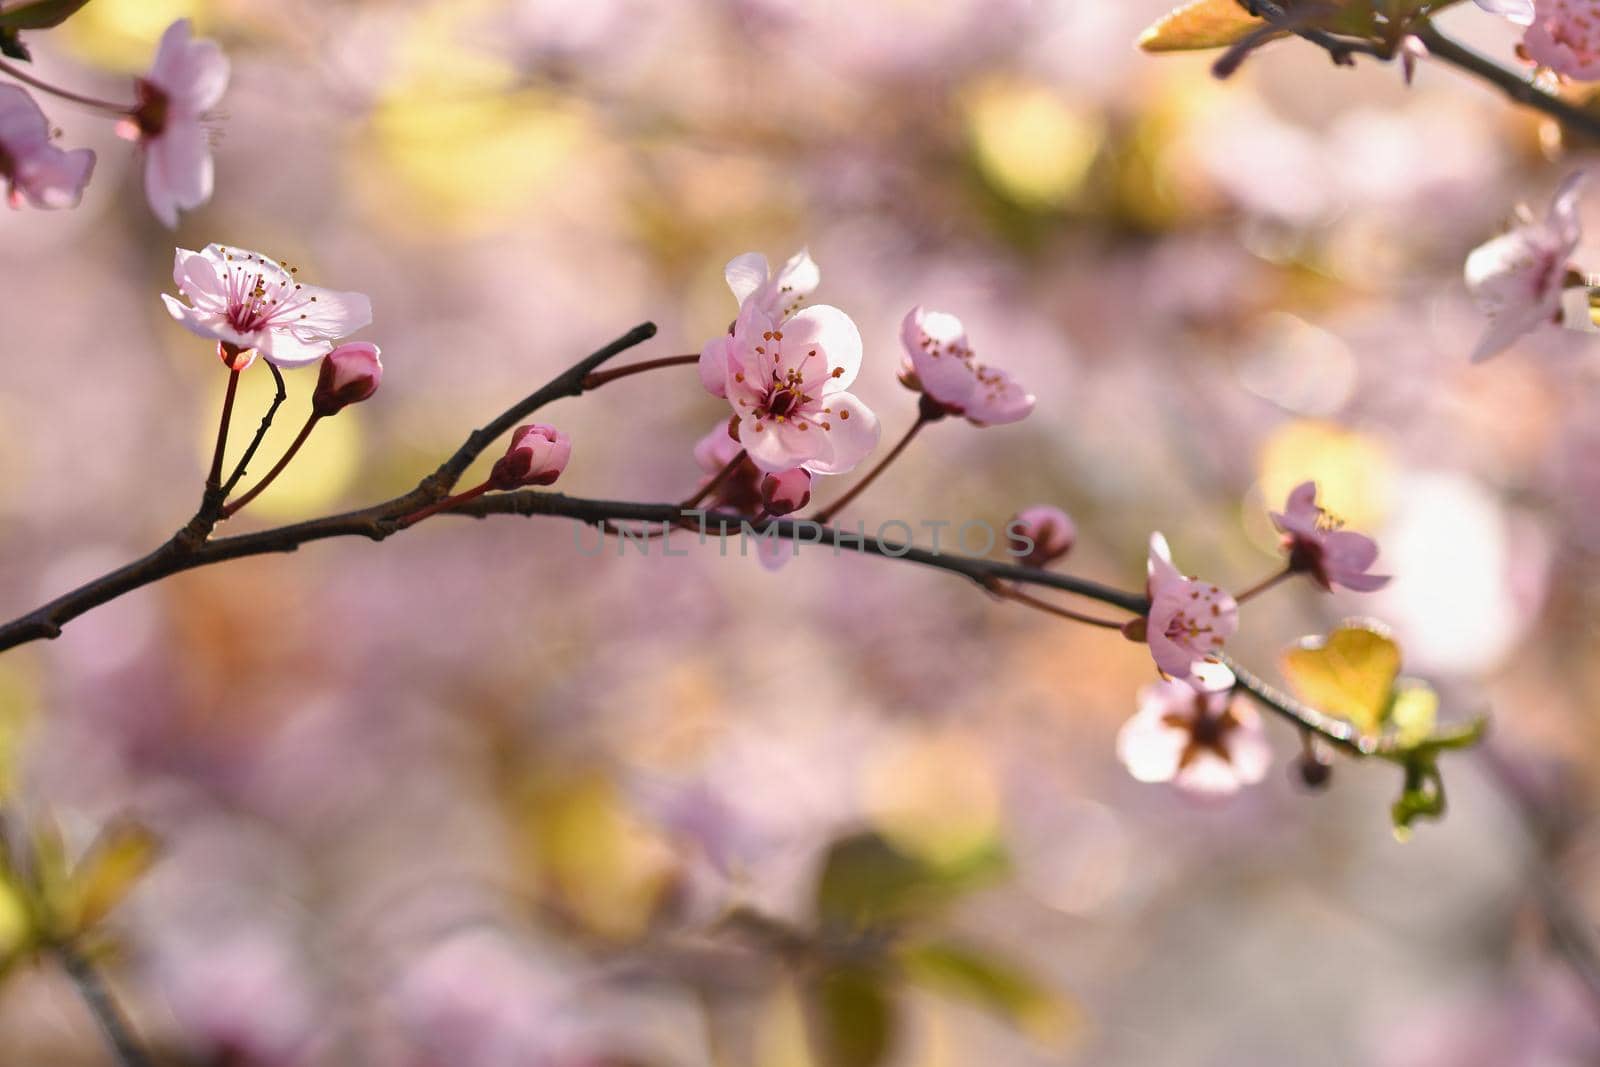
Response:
[219, 361, 288, 501]
[56, 946, 154, 1067]
[812, 414, 929, 524]
[581, 353, 699, 390]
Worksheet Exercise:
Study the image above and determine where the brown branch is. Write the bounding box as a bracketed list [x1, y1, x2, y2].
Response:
[56, 946, 154, 1067]
[219, 360, 288, 501]
[1410, 23, 1600, 142]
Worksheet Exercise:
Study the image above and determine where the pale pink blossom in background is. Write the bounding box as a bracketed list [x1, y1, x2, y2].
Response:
[1270, 481, 1391, 592]
[692, 419, 763, 513]
[1008, 505, 1075, 567]
[0, 85, 94, 210]
[1476, 0, 1535, 24]
[490, 424, 571, 488]
[119, 19, 230, 228]
[702, 298, 880, 475]
[898, 306, 1035, 426]
[1523, 0, 1600, 79]
[1465, 171, 1586, 361]
[1116, 662, 1269, 796]
[163, 244, 373, 367]
[1144, 533, 1238, 680]
[154, 927, 318, 1067]
[312, 341, 383, 416]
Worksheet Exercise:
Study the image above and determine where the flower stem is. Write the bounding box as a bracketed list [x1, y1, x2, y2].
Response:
[812, 414, 929, 524]
[205, 368, 242, 494]
[994, 583, 1128, 630]
[397, 480, 494, 528]
[682, 450, 747, 509]
[57, 946, 154, 1067]
[581, 353, 699, 390]
[0, 58, 132, 116]
[220, 413, 320, 519]
[1235, 567, 1294, 604]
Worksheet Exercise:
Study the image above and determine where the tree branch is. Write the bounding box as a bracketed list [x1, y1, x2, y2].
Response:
[56, 947, 154, 1067]
[1410, 23, 1600, 142]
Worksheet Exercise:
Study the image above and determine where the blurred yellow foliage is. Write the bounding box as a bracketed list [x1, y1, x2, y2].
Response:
[866, 733, 1000, 869]
[62, 0, 209, 70]
[963, 79, 1101, 212]
[1257, 419, 1391, 531]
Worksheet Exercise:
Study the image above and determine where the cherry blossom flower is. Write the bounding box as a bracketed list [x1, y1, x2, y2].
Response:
[1475, 0, 1535, 24]
[702, 299, 880, 475]
[1269, 481, 1391, 592]
[724, 248, 819, 321]
[1523, 0, 1600, 79]
[1116, 662, 1270, 797]
[490, 424, 571, 488]
[1007, 505, 1075, 567]
[312, 342, 383, 416]
[1142, 533, 1238, 680]
[1465, 171, 1585, 362]
[898, 306, 1034, 426]
[163, 244, 373, 368]
[118, 19, 229, 228]
[0, 85, 94, 210]
[760, 468, 811, 516]
[699, 249, 819, 398]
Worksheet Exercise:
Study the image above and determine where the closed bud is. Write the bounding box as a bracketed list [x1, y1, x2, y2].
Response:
[1008, 505, 1076, 568]
[312, 342, 383, 416]
[490, 424, 571, 489]
[1294, 752, 1333, 791]
[760, 469, 812, 517]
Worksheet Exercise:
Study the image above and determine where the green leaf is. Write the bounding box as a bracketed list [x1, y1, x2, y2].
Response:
[814, 831, 1006, 933]
[1282, 621, 1401, 735]
[807, 966, 897, 1067]
[0, 0, 95, 31]
[900, 939, 1075, 1044]
[1138, 0, 1267, 53]
[1390, 756, 1447, 840]
[64, 821, 157, 934]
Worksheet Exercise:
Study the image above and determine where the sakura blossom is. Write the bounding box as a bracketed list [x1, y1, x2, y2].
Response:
[1269, 481, 1391, 592]
[162, 244, 373, 368]
[1464, 171, 1585, 362]
[760, 467, 812, 516]
[701, 298, 880, 475]
[312, 342, 383, 416]
[490, 424, 571, 488]
[1523, 0, 1600, 79]
[898, 306, 1035, 426]
[1142, 533, 1239, 680]
[724, 247, 819, 321]
[1116, 662, 1270, 797]
[1475, 0, 1535, 23]
[0, 85, 94, 210]
[118, 20, 229, 228]
[1007, 505, 1076, 568]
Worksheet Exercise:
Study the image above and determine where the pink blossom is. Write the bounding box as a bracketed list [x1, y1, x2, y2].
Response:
[490, 424, 571, 488]
[1142, 533, 1238, 680]
[1269, 480, 1391, 592]
[1116, 662, 1270, 796]
[898, 306, 1034, 426]
[118, 19, 229, 228]
[699, 248, 819, 398]
[1476, 0, 1535, 23]
[1464, 171, 1585, 361]
[724, 247, 820, 321]
[1007, 505, 1075, 568]
[0, 85, 94, 210]
[760, 468, 812, 516]
[1524, 0, 1600, 79]
[162, 244, 373, 368]
[312, 342, 383, 416]
[702, 299, 880, 475]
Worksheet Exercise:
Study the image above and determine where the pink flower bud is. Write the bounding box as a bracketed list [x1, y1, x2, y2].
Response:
[1007, 505, 1076, 568]
[312, 342, 383, 416]
[490, 424, 571, 489]
[760, 469, 812, 517]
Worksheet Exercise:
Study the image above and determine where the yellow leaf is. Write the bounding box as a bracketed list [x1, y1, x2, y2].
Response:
[1282, 621, 1401, 735]
[1138, 0, 1266, 53]
[1390, 684, 1439, 749]
[66, 822, 158, 934]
